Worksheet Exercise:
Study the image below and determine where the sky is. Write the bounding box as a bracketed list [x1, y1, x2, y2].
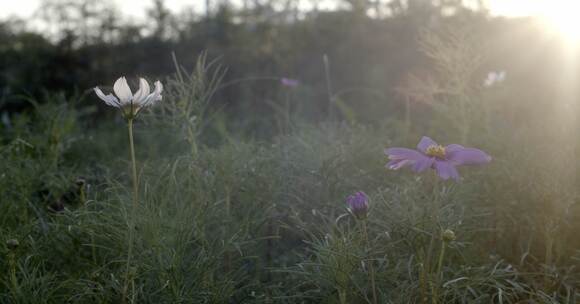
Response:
[0, 0, 552, 20]
[0, 0, 203, 20]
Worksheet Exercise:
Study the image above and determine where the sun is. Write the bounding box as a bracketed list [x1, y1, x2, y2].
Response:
[539, 1, 580, 44]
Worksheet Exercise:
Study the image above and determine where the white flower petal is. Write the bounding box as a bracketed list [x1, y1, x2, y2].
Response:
[94, 87, 120, 108]
[133, 78, 151, 105]
[153, 81, 163, 96]
[151, 81, 163, 104]
[113, 77, 133, 104]
[130, 81, 163, 115]
[141, 80, 164, 107]
[153, 81, 163, 102]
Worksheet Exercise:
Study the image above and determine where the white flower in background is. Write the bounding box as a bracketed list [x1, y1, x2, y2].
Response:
[94, 77, 163, 119]
[483, 71, 506, 87]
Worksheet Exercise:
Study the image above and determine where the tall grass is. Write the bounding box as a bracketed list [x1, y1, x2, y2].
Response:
[2, 31, 580, 303]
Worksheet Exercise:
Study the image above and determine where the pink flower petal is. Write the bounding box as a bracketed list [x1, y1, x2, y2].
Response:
[446, 146, 491, 165]
[386, 159, 412, 170]
[412, 157, 434, 172]
[417, 136, 438, 153]
[434, 160, 460, 181]
[385, 148, 424, 160]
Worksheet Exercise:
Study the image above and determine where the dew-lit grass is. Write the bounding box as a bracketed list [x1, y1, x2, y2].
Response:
[2, 34, 580, 304]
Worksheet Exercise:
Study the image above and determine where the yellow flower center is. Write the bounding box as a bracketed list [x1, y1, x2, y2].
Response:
[425, 145, 446, 159]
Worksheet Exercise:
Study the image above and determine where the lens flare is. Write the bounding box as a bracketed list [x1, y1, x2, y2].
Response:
[538, 1, 580, 45]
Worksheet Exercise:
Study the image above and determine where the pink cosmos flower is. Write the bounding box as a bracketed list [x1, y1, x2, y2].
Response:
[280, 77, 299, 87]
[385, 136, 491, 181]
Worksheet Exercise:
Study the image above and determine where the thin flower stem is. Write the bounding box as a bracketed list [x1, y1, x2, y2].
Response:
[544, 227, 554, 289]
[459, 93, 469, 145]
[323, 54, 334, 121]
[426, 234, 436, 303]
[405, 95, 411, 139]
[224, 188, 232, 274]
[362, 220, 378, 304]
[91, 234, 97, 265]
[128, 119, 139, 206]
[285, 91, 291, 134]
[9, 252, 19, 299]
[424, 174, 442, 304]
[338, 289, 347, 304]
[432, 240, 446, 304]
[122, 118, 139, 304]
[436, 241, 446, 279]
[419, 258, 428, 304]
[431, 180, 443, 304]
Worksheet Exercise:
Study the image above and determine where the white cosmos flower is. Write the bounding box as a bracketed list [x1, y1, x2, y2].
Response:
[483, 71, 506, 87]
[94, 76, 163, 119]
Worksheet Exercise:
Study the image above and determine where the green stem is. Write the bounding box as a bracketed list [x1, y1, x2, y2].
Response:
[80, 186, 86, 206]
[186, 123, 197, 158]
[323, 54, 334, 121]
[122, 118, 139, 303]
[419, 257, 428, 304]
[426, 233, 436, 303]
[285, 91, 291, 134]
[338, 289, 347, 304]
[425, 177, 439, 276]
[544, 228, 554, 289]
[128, 119, 139, 207]
[9, 252, 19, 299]
[459, 94, 469, 145]
[483, 95, 492, 138]
[432, 182, 443, 304]
[431, 284, 437, 304]
[425, 175, 442, 304]
[91, 234, 97, 265]
[405, 96, 411, 139]
[362, 220, 378, 304]
[436, 242, 446, 280]
[224, 188, 231, 274]
[432, 241, 446, 304]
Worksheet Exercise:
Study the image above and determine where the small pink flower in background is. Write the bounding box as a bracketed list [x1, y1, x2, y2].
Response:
[385, 136, 491, 181]
[280, 77, 299, 88]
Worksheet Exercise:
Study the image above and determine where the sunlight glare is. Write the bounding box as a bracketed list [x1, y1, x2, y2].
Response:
[539, 1, 580, 44]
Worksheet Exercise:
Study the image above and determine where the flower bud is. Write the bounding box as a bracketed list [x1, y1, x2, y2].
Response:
[6, 239, 19, 250]
[75, 177, 86, 187]
[346, 191, 369, 220]
[442, 229, 456, 242]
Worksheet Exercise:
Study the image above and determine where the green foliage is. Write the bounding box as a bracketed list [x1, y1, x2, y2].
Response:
[2, 84, 580, 302]
[2, 4, 580, 301]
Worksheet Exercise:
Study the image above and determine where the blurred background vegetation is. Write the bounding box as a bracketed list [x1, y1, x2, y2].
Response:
[2, 0, 574, 136]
